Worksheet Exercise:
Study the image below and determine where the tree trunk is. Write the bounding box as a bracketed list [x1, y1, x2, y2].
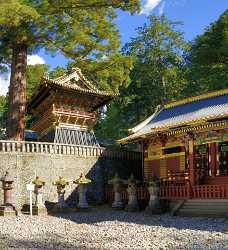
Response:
[7, 43, 27, 141]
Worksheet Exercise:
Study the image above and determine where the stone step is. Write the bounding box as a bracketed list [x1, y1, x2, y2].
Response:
[176, 199, 228, 217]
[184, 200, 228, 203]
[183, 203, 228, 208]
[178, 210, 226, 217]
[186, 199, 228, 203]
[180, 207, 228, 214]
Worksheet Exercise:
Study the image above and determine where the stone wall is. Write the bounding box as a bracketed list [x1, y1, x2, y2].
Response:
[0, 151, 142, 210]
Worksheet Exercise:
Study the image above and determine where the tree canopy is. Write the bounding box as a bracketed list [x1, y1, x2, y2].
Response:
[96, 15, 188, 140]
[96, 11, 228, 142]
[0, 0, 140, 91]
[184, 10, 228, 96]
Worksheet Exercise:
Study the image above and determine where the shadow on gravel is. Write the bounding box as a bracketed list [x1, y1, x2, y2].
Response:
[50, 208, 228, 233]
[0, 233, 96, 250]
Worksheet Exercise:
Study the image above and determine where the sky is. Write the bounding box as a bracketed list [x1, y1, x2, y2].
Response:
[0, 0, 227, 95]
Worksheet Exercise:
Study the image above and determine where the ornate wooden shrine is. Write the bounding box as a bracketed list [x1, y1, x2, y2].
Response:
[27, 67, 117, 145]
[119, 89, 228, 200]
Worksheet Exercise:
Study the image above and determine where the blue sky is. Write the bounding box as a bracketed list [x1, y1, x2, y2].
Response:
[40, 0, 227, 70]
[0, 0, 227, 95]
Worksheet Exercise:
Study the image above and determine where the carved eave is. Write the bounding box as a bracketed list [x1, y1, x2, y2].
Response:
[27, 67, 118, 113]
[118, 120, 228, 144]
[53, 109, 98, 129]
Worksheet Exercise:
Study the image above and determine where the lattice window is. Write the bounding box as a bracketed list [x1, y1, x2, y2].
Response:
[54, 127, 99, 146]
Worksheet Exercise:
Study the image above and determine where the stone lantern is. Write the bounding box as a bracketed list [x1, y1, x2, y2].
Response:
[125, 174, 139, 212]
[0, 171, 17, 216]
[32, 176, 47, 215]
[108, 173, 124, 209]
[145, 176, 162, 214]
[52, 176, 69, 210]
[73, 173, 92, 209]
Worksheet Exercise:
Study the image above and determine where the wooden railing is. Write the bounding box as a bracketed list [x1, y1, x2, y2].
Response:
[106, 184, 228, 202]
[160, 185, 190, 200]
[53, 107, 97, 119]
[192, 185, 228, 199]
[0, 140, 142, 160]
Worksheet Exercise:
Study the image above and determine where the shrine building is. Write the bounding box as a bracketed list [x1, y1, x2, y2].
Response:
[27, 67, 117, 146]
[119, 88, 228, 200]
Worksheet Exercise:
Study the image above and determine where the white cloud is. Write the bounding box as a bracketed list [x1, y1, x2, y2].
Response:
[158, 1, 166, 15]
[141, 0, 162, 15]
[0, 73, 10, 96]
[27, 54, 45, 65]
[0, 54, 45, 96]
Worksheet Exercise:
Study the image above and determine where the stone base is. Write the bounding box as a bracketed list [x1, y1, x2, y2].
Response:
[76, 207, 91, 212]
[0, 206, 17, 216]
[21, 204, 47, 216]
[32, 206, 48, 216]
[125, 204, 139, 212]
[112, 202, 124, 210]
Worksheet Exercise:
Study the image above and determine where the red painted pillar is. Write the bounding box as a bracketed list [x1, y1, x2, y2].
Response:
[209, 143, 218, 176]
[215, 143, 220, 175]
[188, 139, 195, 186]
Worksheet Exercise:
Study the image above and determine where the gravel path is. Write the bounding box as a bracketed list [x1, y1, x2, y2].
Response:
[0, 209, 227, 250]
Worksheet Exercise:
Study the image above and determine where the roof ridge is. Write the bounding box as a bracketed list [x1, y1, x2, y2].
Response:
[53, 67, 93, 91]
[164, 88, 228, 109]
[41, 67, 118, 96]
[73, 67, 98, 91]
[128, 105, 164, 134]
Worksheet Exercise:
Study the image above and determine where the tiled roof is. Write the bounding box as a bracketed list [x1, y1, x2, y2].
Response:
[119, 89, 228, 143]
[43, 67, 118, 97]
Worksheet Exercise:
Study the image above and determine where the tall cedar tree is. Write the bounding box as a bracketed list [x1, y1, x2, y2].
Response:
[184, 10, 228, 95]
[0, 0, 140, 140]
[96, 15, 188, 140]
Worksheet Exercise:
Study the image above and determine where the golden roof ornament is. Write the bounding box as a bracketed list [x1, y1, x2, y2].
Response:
[32, 176, 45, 186]
[108, 173, 124, 185]
[53, 176, 69, 187]
[73, 173, 92, 185]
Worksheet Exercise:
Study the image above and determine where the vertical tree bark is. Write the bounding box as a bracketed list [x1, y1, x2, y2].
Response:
[7, 43, 27, 141]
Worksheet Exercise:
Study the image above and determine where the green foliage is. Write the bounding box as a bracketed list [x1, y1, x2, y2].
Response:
[96, 15, 188, 140]
[184, 10, 228, 95]
[0, 0, 140, 92]
[49, 66, 67, 79]
[0, 95, 7, 128]
[96, 12, 228, 141]
[27, 64, 49, 98]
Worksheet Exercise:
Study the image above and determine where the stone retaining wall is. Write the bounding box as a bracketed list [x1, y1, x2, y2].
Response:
[0, 150, 142, 210]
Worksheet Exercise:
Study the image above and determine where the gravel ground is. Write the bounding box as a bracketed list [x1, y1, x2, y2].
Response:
[0, 209, 228, 250]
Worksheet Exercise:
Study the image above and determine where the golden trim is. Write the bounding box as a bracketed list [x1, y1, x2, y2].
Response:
[119, 121, 228, 144]
[164, 88, 228, 109]
[179, 154, 185, 171]
[152, 114, 228, 133]
[189, 140, 194, 153]
[160, 158, 167, 178]
[161, 142, 183, 149]
[167, 121, 228, 136]
[145, 152, 185, 160]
